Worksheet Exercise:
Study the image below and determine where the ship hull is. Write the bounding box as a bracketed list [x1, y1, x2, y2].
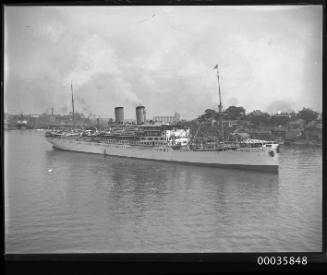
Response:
[47, 137, 279, 173]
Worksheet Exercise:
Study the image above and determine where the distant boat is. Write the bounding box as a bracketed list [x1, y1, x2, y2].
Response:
[16, 120, 27, 129]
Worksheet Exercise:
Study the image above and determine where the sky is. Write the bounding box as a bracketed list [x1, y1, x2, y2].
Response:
[4, 5, 323, 119]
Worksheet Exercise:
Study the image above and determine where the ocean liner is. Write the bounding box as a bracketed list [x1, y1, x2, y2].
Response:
[45, 66, 279, 172]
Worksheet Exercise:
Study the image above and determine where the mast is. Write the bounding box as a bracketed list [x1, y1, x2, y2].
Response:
[71, 80, 75, 124]
[213, 64, 224, 140]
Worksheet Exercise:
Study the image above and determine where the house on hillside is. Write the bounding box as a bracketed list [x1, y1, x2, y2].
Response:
[223, 120, 239, 128]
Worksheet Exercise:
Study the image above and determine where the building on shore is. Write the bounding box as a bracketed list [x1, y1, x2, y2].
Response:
[153, 112, 181, 124]
[223, 120, 239, 128]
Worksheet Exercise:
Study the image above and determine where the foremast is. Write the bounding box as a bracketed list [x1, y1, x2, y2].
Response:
[213, 64, 224, 141]
[71, 80, 75, 126]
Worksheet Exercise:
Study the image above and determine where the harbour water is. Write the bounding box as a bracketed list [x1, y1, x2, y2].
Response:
[5, 130, 322, 253]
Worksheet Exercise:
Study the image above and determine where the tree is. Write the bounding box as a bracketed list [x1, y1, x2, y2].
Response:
[296, 108, 318, 123]
[174, 120, 189, 129]
[247, 110, 271, 128]
[224, 106, 246, 120]
[197, 109, 219, 122]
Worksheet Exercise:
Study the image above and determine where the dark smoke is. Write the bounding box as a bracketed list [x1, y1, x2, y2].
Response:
[76, 96, 91, 115]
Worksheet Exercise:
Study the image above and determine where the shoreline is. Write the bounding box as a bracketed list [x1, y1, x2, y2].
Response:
[4, 128, 322, 147]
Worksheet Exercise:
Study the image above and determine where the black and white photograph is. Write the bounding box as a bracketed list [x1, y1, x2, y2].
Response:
[4, 4, 323, 255]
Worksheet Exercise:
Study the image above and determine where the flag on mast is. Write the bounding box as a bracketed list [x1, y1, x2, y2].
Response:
[213, 64, 218, 70]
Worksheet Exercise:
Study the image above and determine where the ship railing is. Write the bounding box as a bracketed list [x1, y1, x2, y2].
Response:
[188, 141, 270, 151]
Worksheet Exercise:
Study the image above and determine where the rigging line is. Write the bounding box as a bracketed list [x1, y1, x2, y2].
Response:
[71, 80, 75, 122]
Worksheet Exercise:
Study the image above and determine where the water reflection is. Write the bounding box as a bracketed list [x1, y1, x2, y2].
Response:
[45, 149, 280, 218]
[105, 157, 280, 242]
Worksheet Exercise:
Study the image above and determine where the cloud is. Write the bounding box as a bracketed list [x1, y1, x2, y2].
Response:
[4, 6, 322, 119]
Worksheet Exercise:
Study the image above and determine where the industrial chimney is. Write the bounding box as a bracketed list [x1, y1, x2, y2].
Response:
[114, 107, 124, 123]
[136, 106, 146, 125]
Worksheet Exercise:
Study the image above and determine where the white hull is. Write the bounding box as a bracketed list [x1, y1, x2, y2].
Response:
[46, 137, 279, 173]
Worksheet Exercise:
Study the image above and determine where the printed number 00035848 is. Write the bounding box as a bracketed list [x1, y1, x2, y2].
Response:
[257, 256, 307, 265]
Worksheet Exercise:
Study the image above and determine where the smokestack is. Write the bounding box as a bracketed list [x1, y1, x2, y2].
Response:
[114, 107, 124, 123]
[136, 106, 146, 125]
